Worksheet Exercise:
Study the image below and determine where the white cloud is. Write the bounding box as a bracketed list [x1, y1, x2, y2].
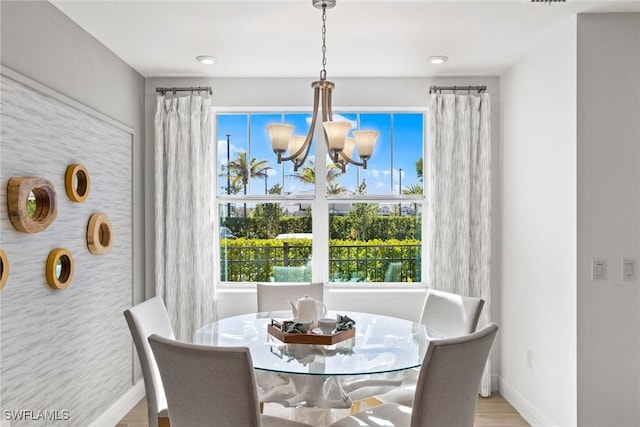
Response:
[366, 168, 391, 180]
[393, 168, 404, 180]
[217, 139, 241, 164]
[305, 113, 356, 129]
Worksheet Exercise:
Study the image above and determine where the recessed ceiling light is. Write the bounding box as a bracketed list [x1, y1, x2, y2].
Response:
[428, 56, 448, 65]
[196, 55, 216, 65]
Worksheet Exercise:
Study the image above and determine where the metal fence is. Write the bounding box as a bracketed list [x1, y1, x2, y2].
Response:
[220, 242, 421, 283]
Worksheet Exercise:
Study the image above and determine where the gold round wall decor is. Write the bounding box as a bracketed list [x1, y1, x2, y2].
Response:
[46, 248, 75, 290]
[0, 249, 9, 291]
[65, 164, 90, 203]
[87, 213, 113, 255]
[7, 177, 57, 233]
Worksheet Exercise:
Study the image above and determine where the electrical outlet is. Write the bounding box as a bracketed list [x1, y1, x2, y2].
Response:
[623, 258, 636, 281]
[592, 259, 606, 281]
[526, 349, 533, 370]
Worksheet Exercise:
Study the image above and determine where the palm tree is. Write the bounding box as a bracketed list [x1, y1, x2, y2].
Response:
[402, 183, 423, 196]
[290, 160, 343, 186]
[415, 158, 423, 184]
[327, 182, 345, 195]
[402, 182, 423, 218]
[228, 152, 271, 194]
[228, 152, 272, 217]
[218, 171, 244, 195]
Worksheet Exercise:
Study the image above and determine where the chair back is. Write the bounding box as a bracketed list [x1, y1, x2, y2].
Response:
[384, 262, 402, 282]
[272, 265, 312, 282]
[148, 334, 262, 427]
[257, 282, 324, 312]
[411, 323, 499, 427]
[124, 297, 174, 427]
[419, 289, 484, 337]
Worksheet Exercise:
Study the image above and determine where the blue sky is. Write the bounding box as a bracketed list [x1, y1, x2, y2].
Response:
[216, 112, 423, 196]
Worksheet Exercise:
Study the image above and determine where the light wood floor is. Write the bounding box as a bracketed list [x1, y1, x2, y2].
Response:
[117, 394, 530, 427]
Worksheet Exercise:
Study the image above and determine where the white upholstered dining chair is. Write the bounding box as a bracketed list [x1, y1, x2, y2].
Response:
[256, 281, 324, 313]
[148, 334, 313, 427]
[255, 282, 325, 407]
[331, 323, 499, 427]
[123, 297, 174, 427]
[348, 288, 485, 410]
[418, 288, 484, 338]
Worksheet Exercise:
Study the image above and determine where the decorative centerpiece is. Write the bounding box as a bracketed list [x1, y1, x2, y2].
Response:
[267, 314, 356, 345]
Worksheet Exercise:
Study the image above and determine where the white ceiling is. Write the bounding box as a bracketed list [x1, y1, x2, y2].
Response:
[50, 0, 640, 78]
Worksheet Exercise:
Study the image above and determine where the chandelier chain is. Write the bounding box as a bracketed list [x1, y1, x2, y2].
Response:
[320, 4, 327, 80]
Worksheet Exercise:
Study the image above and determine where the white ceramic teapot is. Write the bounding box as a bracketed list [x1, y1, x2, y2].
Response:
[288, 294, 327, 323]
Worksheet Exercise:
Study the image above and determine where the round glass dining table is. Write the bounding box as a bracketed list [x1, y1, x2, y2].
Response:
[193, 311, 442, 412]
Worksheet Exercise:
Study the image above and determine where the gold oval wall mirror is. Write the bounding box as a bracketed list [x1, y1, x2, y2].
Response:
[87, 213, 113, 254]
[7, 177, 57, 233]
[0, 249, 9, 291]
[46, 248, 74, 290]
[65, 164, 90, 203]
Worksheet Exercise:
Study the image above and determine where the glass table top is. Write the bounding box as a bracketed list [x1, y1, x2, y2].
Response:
[193, 311, 442, 376]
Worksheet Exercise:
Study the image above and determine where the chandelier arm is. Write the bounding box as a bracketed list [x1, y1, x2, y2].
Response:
[292, 87, 320, 171]
[278, 86, 320, 165]
[338, 150, 367, 169]
[325, 85, 334, 121]
[321, 85, 341, 163]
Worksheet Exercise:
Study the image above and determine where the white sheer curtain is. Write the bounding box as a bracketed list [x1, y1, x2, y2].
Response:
[154, 94, 217, 341]
[426, 92, 492, 396]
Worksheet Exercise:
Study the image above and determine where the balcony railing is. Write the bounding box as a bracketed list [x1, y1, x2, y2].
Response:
[220, 242, 421, 283]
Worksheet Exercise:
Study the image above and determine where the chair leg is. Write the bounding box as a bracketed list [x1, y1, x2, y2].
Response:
[158, 416, 171, 427]
[259, 402, 264, 414]
[351, 397, 384, 414]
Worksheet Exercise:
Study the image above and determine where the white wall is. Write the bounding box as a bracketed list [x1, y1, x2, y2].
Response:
[576, 14, 640, 427]
[1, 1, 146, 424]
[1, 71, 134, 426]
[500, 17, 577, 427]
[0, 1, 146, 305]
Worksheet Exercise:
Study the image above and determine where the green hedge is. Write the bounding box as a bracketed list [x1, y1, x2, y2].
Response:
[219, 238, 421, 283]
[224, 216, 312, 239]
[223, 215, 420, 241]
[330, 216, 420, 240]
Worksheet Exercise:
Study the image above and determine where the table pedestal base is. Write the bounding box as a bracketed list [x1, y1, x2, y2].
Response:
[292, 407, 341, 427]
[283, 375, 352, 409]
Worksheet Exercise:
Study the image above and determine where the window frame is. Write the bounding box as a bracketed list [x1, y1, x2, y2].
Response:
[213, 106, 428, 289]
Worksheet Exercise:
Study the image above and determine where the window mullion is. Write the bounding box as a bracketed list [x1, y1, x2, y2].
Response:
[312, 121, 329, 283]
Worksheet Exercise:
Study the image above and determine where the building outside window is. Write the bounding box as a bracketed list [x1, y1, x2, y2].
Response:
[216, 111, 424, 285]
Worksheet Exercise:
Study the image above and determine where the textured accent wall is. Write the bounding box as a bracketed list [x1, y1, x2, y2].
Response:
[0, 72, 133, 425]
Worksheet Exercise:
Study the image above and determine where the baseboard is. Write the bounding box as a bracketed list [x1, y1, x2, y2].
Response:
[499, 377, 554, 427]
[492, 375, 499, 392]
[89, 381, 145, 427]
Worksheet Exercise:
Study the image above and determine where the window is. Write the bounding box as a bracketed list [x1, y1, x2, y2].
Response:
[216, 111, 424, 284]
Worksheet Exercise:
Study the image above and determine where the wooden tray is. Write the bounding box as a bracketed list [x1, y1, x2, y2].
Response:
[267, 322, 355, 345]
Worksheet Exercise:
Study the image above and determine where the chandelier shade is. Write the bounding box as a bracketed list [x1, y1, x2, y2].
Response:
[267, 0, 378, 172]
[288, 135, 307, 162]
[342, 137, 356, 161]
[323, 120, 351, 153]
[267, 124, 294, 154]
[353, 130, 379, 160]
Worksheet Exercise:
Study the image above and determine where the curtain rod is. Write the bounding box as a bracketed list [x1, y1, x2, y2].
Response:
[156, 86, 213, 96]
[429, 85, 486, 94]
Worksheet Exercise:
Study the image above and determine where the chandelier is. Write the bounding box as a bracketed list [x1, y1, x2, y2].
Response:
[266, 0, 379, 172]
